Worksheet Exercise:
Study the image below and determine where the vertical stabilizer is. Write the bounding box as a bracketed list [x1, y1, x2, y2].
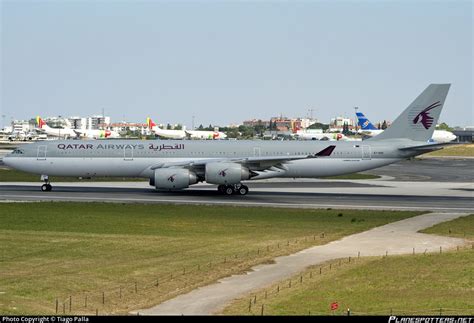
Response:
[146, 117, 157, 129]
[356, 112, 378, 130]
[36, 116, 46, 129]
[369, 84, 450, 142]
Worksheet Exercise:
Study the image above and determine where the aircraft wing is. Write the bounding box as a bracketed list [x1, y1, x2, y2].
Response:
[150, 145, 336, 172]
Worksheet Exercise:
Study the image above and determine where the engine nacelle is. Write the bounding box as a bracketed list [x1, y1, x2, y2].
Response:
[151, 168, 197, 190]
[205, 162, 251, 185]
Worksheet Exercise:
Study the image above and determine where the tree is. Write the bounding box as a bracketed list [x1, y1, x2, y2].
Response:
[224, 128, 240, 139]
[381, 120, 388, 130]
[436, 122, 453, 131]
[257, 125, 266, 136]
[198, 124, 204, 130]
[238, 125, 255, 138]
[308, 122, 329, 131]
[166, 123, 172, 130]
[342, 122, 350, 136]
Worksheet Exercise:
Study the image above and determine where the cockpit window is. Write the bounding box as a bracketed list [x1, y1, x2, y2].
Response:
[11, 149, 24, 154]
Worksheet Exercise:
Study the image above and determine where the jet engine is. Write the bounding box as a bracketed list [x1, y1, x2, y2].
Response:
[150, 168, 197, 189]
[205, 162, 251, 185]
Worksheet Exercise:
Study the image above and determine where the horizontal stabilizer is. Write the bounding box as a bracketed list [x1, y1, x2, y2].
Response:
[398, 142, 461, 151]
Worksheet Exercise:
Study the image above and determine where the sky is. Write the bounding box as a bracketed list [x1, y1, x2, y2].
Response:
[1, 0, 472, 129]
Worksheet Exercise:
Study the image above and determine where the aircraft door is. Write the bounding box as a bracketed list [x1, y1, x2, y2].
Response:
[362, 145, 371, 160]
[253, 147, 261, 157]
[37, 145, 47, 160]
[123, 146, 134, 161]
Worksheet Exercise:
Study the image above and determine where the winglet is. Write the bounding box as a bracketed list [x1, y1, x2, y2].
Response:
[314, 145, 336, 157]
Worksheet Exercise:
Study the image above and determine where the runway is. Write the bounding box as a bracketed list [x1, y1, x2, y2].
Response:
[0, 158, 472, 211]
[0, 179, 472, 212]
[362, 157, 474, 182]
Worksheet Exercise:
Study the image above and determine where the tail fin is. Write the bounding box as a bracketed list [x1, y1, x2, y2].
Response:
[356, 112, 378, 130]
[146, 117, 156, 129]
[369, 84, 450, 142]
[36, 116, 46, 128]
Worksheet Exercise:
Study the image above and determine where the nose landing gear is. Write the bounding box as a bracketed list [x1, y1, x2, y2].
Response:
[40, 175, 52, 192]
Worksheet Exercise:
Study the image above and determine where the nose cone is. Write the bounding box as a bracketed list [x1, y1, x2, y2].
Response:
[2, 153, 13, 167]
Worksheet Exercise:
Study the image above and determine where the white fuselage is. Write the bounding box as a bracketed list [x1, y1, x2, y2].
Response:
[3, 140, 409, 181]
[151, 126, 187, 139]
[39, 125, 78, 138]
[185, 130, 227, 140]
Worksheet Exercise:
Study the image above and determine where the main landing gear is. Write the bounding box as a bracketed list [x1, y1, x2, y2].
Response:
[40, 175, 52, 192]
[217, 184, 249, 196]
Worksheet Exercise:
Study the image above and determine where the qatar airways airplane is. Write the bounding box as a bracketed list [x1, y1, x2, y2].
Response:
[4, 84, 451, 195]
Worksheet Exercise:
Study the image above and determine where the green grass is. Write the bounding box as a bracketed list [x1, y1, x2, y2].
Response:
[222, 250, 474, 316]
[0, 167, 146, 182]
[422, 144, 474, 157]
[421, 214, 474, 240]
[0, 203, 419, 315]
[222, 214, 474, 316]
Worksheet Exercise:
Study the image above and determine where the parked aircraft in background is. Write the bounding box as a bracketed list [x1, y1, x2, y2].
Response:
[147, 118, 227, 139]
[80, 128, 121, 139]
[356, 111, 456, 143]
[146, 118, 187, 139]
[5, 84, 452, 196]
[185, 128, 227, 140]
[36, 117, 78, 139]
[293, 130, 349, 141]
[36, 117, 120, 139]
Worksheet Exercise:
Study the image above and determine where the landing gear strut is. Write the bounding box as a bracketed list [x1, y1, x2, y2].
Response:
[40, 175, 52, 192]
[217, 184, 249, 196]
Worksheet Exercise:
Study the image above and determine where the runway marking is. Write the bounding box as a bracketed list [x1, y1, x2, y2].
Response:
[0, 194, 472, 211]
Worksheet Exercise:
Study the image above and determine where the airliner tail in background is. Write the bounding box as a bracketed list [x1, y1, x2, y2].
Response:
[356, 112, 378, 130]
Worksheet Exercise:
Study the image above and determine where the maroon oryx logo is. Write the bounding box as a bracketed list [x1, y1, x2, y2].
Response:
[218, 169, 228, 177]
[413, 101, 441, 130]
[167, 174, 176, 182]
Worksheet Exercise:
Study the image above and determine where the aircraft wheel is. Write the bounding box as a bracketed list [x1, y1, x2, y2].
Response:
[224, 186, 234, 195]
[41, 184, 51, 192]
[237, 185, 248, 196]
[217, 185, 226, 193]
